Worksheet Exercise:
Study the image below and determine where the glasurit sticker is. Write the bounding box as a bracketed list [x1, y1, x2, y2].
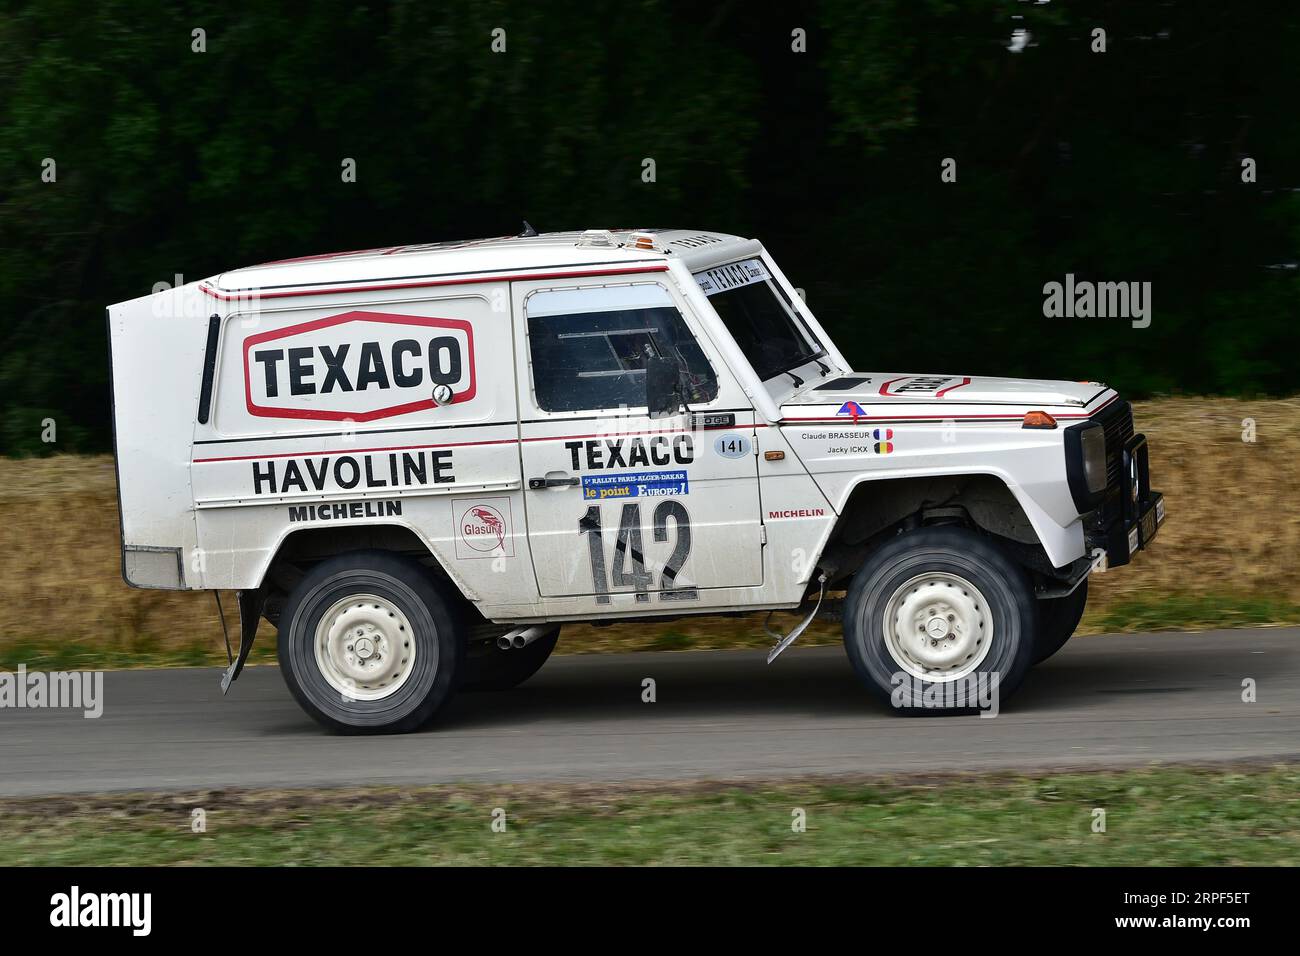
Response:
[693, 258, 770, 296]
[454, 497, 515, 559]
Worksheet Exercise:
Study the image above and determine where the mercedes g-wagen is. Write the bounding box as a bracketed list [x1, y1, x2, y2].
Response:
[108, 228, 1164, 731]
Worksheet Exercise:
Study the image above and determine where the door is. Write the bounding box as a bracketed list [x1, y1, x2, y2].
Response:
[513, 277, 764, 608]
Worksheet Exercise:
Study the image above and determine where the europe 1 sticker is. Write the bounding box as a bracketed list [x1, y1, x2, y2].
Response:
[454, 496, 515, 559]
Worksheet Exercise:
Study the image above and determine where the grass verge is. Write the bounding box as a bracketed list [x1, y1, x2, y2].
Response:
[1, 765, 1296, 866]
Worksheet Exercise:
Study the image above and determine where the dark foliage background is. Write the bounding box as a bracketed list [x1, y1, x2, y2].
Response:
[1, 0, 1297, 453]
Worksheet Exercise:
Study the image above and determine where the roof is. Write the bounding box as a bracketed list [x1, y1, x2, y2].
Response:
[214, 228, 753, 293]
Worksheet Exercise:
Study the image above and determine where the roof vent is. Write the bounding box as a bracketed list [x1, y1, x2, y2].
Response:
[669, 234, 723, 249]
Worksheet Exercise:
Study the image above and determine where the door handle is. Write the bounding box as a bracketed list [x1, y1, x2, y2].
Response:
[528, 474, 581, 490]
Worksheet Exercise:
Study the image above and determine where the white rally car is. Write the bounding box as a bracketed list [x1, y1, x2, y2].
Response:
[108, 228, 1164, 732]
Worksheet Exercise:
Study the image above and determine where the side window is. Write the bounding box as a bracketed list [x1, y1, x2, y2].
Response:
[525, 283, 719, 413]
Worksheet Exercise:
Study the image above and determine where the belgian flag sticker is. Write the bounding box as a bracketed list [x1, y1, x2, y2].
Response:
[872, 428, 894, 454]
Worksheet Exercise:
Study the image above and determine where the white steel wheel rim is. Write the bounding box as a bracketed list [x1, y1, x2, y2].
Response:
[314, 593, 418, 701]
[881, 571, 993, 682]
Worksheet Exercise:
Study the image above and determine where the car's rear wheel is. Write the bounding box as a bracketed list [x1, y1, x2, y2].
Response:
[843, 526, 1036, 713]
[278, 550, 462, 733]
[1032, 579, 1089, 665]
[460, 626, 560, 692]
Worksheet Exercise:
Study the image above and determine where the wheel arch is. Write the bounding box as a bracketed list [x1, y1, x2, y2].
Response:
[812, 471, 1082, 586]
[218, 521, 479, 697]
[253, 521, 476, 622]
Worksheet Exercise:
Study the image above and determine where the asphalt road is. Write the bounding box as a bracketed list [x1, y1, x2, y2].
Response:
[1, 628, 1296, 796]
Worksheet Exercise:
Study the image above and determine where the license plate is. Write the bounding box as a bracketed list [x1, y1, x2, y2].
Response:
[1139, 504, 1159, 547]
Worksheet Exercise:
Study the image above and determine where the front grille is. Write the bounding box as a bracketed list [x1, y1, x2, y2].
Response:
[1079, 399, 1134, 529]
[1096, 400, 1134, 490]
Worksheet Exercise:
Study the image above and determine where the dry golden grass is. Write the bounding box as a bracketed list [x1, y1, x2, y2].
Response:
[1, 397, 1296, 667]
[0, 455, 236, 663]
[1101, 399, 1300, 598]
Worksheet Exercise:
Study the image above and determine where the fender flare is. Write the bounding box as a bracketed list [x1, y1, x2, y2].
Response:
[248, 516, 478, 601]
[807, 468, 1085, 572]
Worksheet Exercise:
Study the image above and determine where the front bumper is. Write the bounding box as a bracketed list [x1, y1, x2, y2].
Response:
[1086, 433, 1166, 569]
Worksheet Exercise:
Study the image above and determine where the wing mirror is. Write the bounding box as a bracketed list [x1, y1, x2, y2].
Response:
[645, 353, 685, 420]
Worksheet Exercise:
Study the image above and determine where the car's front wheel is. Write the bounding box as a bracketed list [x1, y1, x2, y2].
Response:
[843, 526, 1036, 713]
[278, 550, 462, 733]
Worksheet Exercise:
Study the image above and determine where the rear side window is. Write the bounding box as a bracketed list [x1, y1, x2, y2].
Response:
[525, 284, 718, 412]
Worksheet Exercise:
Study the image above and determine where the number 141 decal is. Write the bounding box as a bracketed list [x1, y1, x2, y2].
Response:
[578, 501, 695, 604]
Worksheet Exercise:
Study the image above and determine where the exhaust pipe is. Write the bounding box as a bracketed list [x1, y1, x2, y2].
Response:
[496, 625, 548, 651]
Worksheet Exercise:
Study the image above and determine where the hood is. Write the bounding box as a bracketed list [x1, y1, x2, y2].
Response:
[781, 372, 1110, 412]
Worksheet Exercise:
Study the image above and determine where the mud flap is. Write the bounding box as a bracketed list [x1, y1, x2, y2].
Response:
[764, 574, 827, 664]
[220, 588, 267, 694]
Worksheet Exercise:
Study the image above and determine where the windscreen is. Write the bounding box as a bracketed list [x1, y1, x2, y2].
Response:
[693, 258, 825, 381]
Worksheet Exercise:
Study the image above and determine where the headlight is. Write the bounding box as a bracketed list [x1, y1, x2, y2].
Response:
[1128, 451, 1140, 505]
[1064, 421, 1110, 514]
[1080, 425, 1107, 494]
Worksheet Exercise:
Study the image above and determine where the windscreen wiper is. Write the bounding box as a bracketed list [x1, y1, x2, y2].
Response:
[786, 371, 804, 388]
